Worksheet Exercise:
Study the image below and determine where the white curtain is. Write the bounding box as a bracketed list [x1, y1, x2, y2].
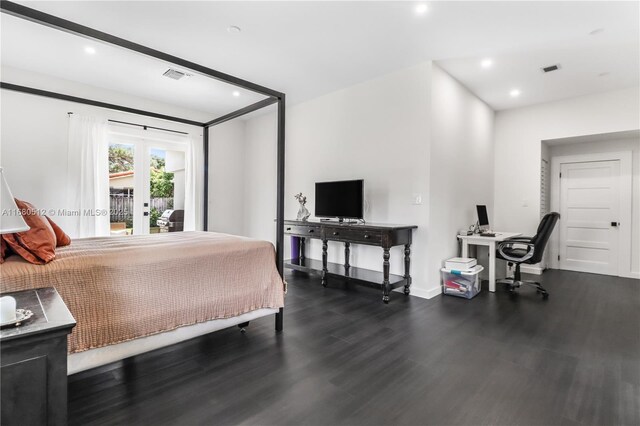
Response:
[184, 134, 204, 231]
[67, 114, 110, 238]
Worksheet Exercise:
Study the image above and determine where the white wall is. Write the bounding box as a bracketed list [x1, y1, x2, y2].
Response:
[243, 63, 432, 293]
[548, 136, 640, 276]
[494, 87, 640, 243]
[172, 171, 185, 210]
[0, 66, 205, 236]
[243, 109, 278, 243]
[207, 120, 247, 235]
[166, 151, 185, 210]
[241, 62, 495, 298]
[428, 64, 495, 288]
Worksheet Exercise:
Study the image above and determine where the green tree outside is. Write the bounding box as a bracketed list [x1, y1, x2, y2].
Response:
[150, 168, 174, 198]
[109, 145, 134, 173]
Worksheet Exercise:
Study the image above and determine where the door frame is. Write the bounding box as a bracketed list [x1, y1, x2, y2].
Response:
[549, 151, 633, 278]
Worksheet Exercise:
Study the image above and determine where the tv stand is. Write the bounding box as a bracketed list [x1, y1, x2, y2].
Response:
[284, 220, 418, 303]
[319, 218, 358, 224]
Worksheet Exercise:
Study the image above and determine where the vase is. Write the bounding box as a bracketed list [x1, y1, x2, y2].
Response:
[297, 205, 310, 221]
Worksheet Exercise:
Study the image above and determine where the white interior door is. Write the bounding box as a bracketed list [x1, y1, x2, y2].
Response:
[559, 160, 620, 275]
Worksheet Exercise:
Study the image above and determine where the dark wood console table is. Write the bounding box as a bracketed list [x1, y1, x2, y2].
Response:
[284, 220, 417, 303]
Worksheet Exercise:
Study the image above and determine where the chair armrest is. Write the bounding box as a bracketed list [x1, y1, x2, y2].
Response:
[497, 240, 535, 262]
[503, 236, 533, 243]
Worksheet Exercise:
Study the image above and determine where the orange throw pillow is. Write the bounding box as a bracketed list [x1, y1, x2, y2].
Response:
[0, 238, 7, 264]
[46, 216, 71, 247]
[2, 199, 57, 264]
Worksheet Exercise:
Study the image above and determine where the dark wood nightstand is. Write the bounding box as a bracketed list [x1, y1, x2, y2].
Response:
[1, 287, 76, 426]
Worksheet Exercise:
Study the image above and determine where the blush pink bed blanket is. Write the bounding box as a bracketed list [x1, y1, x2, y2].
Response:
[1, 232, 285, 353]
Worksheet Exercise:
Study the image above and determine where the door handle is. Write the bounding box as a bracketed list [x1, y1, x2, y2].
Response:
[611, 222, 619, 227]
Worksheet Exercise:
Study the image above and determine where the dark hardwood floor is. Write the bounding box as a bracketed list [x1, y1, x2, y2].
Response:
[68, 269, 640, 426]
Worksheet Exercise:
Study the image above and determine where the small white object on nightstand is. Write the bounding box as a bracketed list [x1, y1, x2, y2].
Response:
[0, 296, 17, 323]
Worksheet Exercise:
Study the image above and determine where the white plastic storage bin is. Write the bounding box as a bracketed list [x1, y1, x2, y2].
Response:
[441, 265, 484, 299]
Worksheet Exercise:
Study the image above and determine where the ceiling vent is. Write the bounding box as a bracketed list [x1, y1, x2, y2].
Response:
[163, 68, 190, 80]
[541, 64, 561, 73]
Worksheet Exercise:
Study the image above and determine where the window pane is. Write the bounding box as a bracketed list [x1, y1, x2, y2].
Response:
[151, 148, 185, 234]
[109, 143, 135, 236]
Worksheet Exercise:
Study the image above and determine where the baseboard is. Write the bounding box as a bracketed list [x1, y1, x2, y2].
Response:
[506, 264, 544, 275]
[521, 265, 544, 275]
[622, 271, 640, 279]
[544, 269, 639, 279]
[405, 285, 441, 300]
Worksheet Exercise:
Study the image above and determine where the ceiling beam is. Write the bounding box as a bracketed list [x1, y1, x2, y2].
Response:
[0, 0, 285, 100]
[1, 82, 206, 127]
[204, 97, 278, 127]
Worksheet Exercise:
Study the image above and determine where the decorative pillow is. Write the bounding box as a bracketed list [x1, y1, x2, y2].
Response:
[2, 199, 57, 264]
[46, 216, 71, 247]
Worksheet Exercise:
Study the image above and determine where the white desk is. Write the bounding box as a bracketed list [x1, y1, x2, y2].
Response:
[457, 232, 521, 292]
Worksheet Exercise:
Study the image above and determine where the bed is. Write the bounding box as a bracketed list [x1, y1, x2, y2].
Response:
[0, 232, 285, 374]
[1, 1, 287, 380]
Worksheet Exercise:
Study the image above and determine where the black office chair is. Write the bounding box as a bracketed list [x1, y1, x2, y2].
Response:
[496, 212, 560, 299]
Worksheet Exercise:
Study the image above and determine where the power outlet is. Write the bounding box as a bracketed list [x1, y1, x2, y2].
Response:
[413, 194, 423, 205]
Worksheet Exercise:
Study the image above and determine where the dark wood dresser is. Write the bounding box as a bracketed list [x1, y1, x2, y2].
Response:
[284, 220, 417, 303]
[1, 287, 76, 426]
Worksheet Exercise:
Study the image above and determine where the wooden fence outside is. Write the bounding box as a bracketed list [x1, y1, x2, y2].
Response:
[109, 194, 173, 223]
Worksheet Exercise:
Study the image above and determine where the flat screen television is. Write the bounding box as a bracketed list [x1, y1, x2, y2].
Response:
[315, 179, 364, 220]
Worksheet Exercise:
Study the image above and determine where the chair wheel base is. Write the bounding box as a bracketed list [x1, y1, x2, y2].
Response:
[501, 279, 549, 299]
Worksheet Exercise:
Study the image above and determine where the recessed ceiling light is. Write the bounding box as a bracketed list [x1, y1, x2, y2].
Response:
[481, 58, 493, 69]
[415, 4, 428, 15]
[509, 89, 521, 97]
[227, 25, 241, 34]
[598, 72, 610, 77]
[84, 46, 96, 55]
[233, 91, 240, 97]
[589, 28, 604, 36]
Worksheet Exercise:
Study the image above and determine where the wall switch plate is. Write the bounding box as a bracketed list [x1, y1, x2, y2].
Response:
[412, 194, 423, 205]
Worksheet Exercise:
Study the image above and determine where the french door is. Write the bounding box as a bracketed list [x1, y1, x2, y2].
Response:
[108, 131, 186, 236]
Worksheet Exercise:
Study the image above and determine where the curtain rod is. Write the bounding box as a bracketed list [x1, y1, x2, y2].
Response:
[67, 112, 189, 135]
